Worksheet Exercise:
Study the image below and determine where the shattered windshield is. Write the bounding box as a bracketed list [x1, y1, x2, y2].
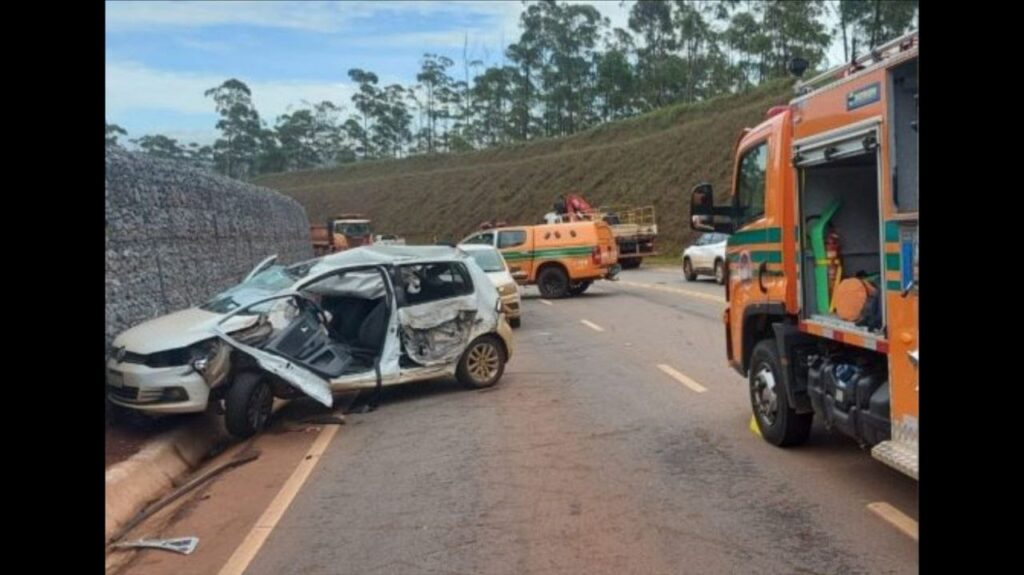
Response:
[466, 249, 506, 273]
[200, 265, 304, 314]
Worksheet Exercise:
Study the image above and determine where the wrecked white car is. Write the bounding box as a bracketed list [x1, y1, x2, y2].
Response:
[106, 254, 315, 418]
[211, 245, 514, 437]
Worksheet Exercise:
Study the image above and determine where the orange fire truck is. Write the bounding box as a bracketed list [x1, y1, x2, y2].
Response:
[690, 31, 918, 479]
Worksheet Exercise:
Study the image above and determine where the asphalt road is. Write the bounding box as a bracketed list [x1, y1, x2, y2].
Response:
[110, 267, 917, 575]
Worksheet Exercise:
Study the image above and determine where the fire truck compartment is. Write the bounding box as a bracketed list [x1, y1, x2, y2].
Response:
[798, 150, 883, 327]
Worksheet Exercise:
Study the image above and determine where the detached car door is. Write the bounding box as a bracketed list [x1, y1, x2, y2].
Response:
[396, 261, 480, 368]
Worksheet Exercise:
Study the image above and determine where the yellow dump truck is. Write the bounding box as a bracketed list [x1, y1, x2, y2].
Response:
[310, 214, 373, 255]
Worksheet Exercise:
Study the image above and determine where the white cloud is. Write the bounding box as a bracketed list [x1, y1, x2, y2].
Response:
[105, 1, 524, 33]
[106, 61, 358, 129]
[133, 128, 222, 148]
[106, 1, 350, 33]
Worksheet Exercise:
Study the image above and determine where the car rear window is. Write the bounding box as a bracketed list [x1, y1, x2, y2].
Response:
[400, 262, 474, 305]
[498, 230, 526, 249]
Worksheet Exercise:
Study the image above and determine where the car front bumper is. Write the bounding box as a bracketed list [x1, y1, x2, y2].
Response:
[500, 292, 522, 318]
[106, 358, 211, 414]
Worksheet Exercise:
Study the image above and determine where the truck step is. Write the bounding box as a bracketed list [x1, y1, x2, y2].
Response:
[871, 440, 918, 480]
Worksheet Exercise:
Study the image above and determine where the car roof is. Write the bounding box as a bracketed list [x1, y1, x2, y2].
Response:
[306, 245, 466, 275]
[456, 243, 497, 252]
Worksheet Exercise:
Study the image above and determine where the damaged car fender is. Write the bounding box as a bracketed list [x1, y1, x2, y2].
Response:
[398, 296, 479, 366]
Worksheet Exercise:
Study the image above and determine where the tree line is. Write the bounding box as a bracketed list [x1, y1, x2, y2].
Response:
[105, 0, 917, 179]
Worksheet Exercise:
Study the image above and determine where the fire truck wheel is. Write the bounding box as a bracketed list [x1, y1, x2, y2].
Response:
[748, 340, 812, 447]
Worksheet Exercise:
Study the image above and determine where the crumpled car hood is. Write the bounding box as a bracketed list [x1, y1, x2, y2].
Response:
[113, 307, 256, 354]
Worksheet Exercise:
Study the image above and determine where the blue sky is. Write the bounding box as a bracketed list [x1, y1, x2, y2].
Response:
[106, 1, 845, 147]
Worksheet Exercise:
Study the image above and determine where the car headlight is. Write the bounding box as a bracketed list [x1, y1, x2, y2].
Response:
[498, 283, 518, 297]
[190, 340, 222, 373]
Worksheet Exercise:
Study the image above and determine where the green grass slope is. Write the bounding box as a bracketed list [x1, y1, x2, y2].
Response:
[255, 79, 794, 255]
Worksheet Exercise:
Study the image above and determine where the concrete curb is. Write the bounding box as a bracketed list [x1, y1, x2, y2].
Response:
[104, 412, 230, 543]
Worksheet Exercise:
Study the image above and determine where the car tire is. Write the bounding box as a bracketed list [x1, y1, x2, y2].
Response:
[537, 266, 569, 298]
[225, 371, 274, 439]
[456, 335, 506, 389]
[568, 280, 592, 296]
[683, 257, 697, 281]
[749, 340, 812, 447]
[509, 317, 521, 328]
[714, 259, 725, 285]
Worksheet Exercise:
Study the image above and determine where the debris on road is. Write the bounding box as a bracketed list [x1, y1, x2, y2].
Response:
[300, 415, 346, 426]
[111, 536, 199, 555]
[108, 450, 260, 545]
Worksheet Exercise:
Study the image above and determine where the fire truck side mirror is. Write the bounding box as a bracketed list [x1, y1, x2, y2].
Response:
[691, 215, 713, 231]
[690, 183, 715, 231]
[690, 182, 735, 234]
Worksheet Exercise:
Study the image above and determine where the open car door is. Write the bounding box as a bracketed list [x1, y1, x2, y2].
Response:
[212, 293, 334, 407]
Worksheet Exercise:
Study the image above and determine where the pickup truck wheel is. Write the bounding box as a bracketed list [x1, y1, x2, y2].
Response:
[457, 335, 506, 389]
[537, 267, 569, 298]
[225, 372, 273, 439]
[568, 280, 592, 296]
[683, 258, 697, 281]
[714, 260, 725, 285]
[749, 340, 812, 447]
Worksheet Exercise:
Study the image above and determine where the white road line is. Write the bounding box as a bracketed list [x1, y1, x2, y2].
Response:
[538, 299, 553, 306]
[580, 319, 605, 332]
[219, 424, 342, 575]
[867, 502, 919, 541]
[656, 364, 708, 393]
[617, 280, 725, 303]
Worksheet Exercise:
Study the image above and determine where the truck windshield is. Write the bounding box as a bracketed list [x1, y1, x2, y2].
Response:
[337, 223, 370, 236]
[200, 265, 303, 314]
[467, 249, 506, 273]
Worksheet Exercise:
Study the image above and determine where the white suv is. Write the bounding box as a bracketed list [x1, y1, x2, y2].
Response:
[682, 232, 728, 284]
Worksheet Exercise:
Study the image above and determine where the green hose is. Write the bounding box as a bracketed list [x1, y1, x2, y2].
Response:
[807, 200, 842, 313]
